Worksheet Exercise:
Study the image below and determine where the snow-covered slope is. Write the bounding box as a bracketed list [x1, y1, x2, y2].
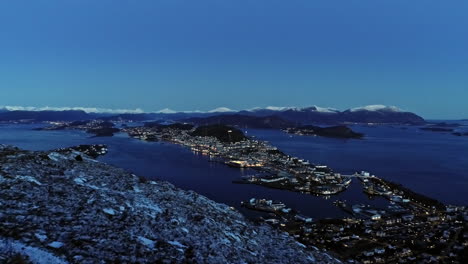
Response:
[0, 145, 338, 264]
[208, 107, 236, 113]
[349, 105, 402, 112]
[249, 106, 338, 113]
[242, 105, 424, 124]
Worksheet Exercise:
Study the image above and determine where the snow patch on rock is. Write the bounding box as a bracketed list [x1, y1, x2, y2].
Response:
[168, 240, 187, 248]
[138, 236, 156, 249]
[17, 176, 42, 185]
[0, 239, 67, 264]
[48, 241, 64, 249]
[103, 208, 116, 215]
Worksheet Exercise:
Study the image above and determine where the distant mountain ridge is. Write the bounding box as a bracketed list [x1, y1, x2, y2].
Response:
[0, 105, 426, 125]
[238, 105, 425, 125]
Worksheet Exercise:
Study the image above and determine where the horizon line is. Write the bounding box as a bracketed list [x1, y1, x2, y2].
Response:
[1, 104, 466, 120]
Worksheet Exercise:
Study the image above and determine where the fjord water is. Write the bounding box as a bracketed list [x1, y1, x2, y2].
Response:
[246, 124, 468, 206]
[1, 123, 467, 219]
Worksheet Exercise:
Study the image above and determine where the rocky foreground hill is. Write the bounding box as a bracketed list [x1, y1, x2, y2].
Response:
[0, 145, 339, 264]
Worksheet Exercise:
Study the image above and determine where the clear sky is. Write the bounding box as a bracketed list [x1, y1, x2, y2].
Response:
[0, 0, 467, 119]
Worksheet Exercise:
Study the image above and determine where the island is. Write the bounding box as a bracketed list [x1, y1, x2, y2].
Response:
[420, 125, 468, 137]
[429, 122, 461, 128]
[420, 127, 454, 132]
[38, 120, 121, 137]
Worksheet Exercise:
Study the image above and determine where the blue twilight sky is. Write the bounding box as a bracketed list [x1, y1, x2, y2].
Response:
[0, 0, 467, 119]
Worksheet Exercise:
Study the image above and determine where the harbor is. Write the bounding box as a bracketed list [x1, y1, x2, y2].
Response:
[122, 124, 354, 196]
[120, 124, 467, 263]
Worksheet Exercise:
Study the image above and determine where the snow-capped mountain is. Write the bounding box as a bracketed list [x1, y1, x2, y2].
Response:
[207, 105, 424, 125]
[0, 105, 144, 114]
[208, 107, 236, 113]
[248, 106, 338, 114]
[0, 105, 426, 124]
[156, 108, 177, 114]
[299, 106, 340, 113]
[339, 105, 424, 124]
[349, 105, 402, 112]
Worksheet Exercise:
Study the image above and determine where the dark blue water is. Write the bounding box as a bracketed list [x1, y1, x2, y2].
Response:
[1, 122, 467, 220]
[245, 123, 468, 206]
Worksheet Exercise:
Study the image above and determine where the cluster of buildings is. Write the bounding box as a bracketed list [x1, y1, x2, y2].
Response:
[121, 124, 467, 263]
[124, 124, 352, 196]
[309, 204, 466, 263]
[241, 194, 467, 263]
[242, 198, 292, 214]
[248, 172, 468, 263]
